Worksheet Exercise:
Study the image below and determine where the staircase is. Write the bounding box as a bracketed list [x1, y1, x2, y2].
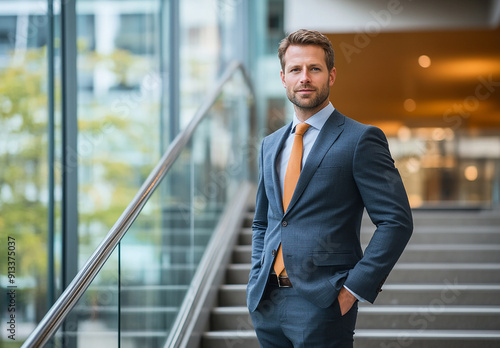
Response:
[201, 208, 500, 348]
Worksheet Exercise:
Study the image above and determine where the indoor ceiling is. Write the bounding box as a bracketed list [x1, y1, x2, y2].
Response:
[285, 0, 500, 135]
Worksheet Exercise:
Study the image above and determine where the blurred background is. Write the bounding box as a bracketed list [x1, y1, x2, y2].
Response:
[1, 0, 499, 347]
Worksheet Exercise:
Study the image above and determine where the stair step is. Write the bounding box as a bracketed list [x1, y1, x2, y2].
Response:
[210, 307, 251, 331]
[218, 284, 500, 307]
[226, 263, 500, 285]
[243, 212, 254, 227]
[202, 330, 258, 348]
[361, 226, 500, 244]
[219, 284, 247, 307]
[388, 263, 500, 283]
[232, 244, 500, 264]
[226, 264, 251, 284]
[356, 306, 500, 330]
[238, 229, 253, 246]
[354, 329, 500, 348]
[232, 245, 252, 263]
[210, 306, 500, 331]
[398, 244, 500, 263]
[367, 284, 500, 305]
[201, 330, 500, 348]
[389, 211, 500, 227]
[240, 226, 500, 246]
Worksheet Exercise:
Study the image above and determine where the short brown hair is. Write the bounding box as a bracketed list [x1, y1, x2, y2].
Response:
[278, 29, 335, 72]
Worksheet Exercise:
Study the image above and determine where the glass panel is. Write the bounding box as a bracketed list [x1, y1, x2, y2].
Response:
[0, 1, 59, 345]
[75, 248, 120, 347]
[44, 248, 119, 348]
[73, 0, 163, 345]
[120, 67, 253, 348]
[179, 0, 220, 128]
[53, 66, 253, 348]
[11, 0, 254, 345]
[76, 0, 162, 257]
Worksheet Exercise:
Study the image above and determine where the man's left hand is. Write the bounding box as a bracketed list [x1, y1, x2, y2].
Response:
[338, 287, 357, 316]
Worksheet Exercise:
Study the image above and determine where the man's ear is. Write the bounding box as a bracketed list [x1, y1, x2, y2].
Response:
[329, 67, 337, 86]
[280, 70, 286, 88]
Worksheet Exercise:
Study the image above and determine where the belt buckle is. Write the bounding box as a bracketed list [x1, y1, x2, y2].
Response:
[277, 275, 291, 288]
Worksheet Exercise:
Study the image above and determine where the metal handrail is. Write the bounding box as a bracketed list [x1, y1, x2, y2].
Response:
[21, 61, 255, 348]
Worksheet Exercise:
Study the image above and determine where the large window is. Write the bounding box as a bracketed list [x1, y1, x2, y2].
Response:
[0, 0, 61, 342]
[75, 0, 163, 263]
[0, 0, 254, 346]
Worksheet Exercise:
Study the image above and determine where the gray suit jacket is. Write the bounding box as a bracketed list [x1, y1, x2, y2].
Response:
[247, 109, 413, 312]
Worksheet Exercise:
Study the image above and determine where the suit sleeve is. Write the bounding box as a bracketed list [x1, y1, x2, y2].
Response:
[249, 139, 268, 279]
[343, 126, 413, 303]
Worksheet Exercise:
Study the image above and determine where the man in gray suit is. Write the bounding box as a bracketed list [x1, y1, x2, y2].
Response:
[247, 29, 413, 347]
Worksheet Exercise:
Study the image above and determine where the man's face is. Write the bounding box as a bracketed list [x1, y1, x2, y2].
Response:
[280, 45, 336, 119]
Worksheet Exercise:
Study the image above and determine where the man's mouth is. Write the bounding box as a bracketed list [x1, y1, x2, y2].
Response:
[296, 84, 315, 92]
[296, 88, 315, 93]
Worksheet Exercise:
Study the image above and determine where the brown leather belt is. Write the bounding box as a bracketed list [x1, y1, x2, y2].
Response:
[268, 273, 293, 288]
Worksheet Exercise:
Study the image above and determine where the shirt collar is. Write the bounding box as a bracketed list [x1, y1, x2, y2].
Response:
[291, 102, 335, 133]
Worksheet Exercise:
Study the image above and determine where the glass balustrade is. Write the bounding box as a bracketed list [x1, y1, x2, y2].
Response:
[44, 67, 254, 348]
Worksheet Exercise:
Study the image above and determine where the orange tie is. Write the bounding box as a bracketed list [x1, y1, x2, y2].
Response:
[274, 122, 311, 277]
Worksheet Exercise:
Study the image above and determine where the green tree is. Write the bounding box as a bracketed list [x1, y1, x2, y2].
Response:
[0, 45, 160, 332]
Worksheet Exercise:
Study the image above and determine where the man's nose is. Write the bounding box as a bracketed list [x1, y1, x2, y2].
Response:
[299, 70, 311, 84]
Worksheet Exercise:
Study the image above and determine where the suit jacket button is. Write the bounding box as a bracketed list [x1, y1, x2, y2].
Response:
[272, 249, 277, 256]
[282, 221, 288, 227]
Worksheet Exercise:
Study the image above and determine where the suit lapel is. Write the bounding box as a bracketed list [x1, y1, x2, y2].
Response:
[271, 123, 293, 214]
[285, 110, 345, 214]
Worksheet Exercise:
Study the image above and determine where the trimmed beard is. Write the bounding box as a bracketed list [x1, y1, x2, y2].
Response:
[287, 84, 330, 111]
